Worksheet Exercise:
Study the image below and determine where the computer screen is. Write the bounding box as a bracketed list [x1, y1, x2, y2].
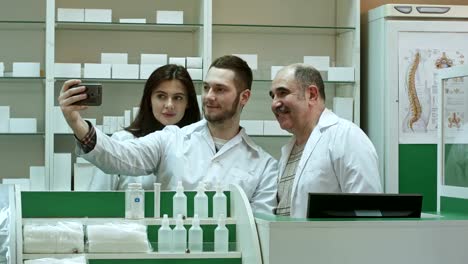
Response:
[307, 193, 423, 218]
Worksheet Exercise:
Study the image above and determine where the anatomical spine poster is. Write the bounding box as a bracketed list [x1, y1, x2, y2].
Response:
[399, 32, 468, 143]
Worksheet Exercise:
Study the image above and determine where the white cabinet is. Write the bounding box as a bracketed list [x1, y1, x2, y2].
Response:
[0, 0, 360, 190]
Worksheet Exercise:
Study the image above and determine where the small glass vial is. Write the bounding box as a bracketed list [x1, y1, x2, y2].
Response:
[213, 185, 227, 219]
[172, 214, 187, 252]
[125, 182, 145, 219]
[173, 181, 187, 218]
[214, 214, 228, 252]
[158, 214, 173, 252]
[188, 214, 203, 252]
[194, 182, 208, 218]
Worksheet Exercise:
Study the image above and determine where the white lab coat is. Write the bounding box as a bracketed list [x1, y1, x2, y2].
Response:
[278, 109, 382, 218]
[78, 119, 278, 214]
[88, 130, 157, 190]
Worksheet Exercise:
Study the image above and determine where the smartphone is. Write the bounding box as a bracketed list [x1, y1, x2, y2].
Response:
[70, 83, 102, 106]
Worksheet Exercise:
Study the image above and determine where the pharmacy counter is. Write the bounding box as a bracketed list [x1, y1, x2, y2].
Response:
[255, 212, 468, 264]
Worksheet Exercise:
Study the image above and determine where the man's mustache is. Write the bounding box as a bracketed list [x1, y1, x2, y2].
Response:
[273, 105, 289, 114]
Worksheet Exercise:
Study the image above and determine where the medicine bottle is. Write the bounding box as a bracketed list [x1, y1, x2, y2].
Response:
[125, 182, 145, 219]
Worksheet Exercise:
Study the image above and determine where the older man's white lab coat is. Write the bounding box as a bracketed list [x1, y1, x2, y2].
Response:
[279, 109, 382, 218]
[79, 120, 278, 214]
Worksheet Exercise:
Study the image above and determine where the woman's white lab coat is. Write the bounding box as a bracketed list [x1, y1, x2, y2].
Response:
[278, 109, 382, 218]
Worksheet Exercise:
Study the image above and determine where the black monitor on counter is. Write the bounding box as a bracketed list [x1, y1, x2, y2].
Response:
[307, 193, 423, 218]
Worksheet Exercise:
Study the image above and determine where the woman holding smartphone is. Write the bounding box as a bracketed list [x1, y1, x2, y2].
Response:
[88, 64, 201, 190]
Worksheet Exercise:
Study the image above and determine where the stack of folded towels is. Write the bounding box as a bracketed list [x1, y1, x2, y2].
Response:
[24, 256, 86, 264]
[86, 222, 150, 252]
[23, 222, 84, 253]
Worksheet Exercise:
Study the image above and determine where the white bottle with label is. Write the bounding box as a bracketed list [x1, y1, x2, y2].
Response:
[125, 182, 145, 219]
[158, 214, 173, 252]
[214, 214, 229, 252]
[194, 182, 208, 218]
[173, 181, 187, 218]
[172, 214, 187, 252]
[212, 185, 227, 219]
[188, 214, 203, 252]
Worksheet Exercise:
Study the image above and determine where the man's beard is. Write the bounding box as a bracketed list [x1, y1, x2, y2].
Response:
[203, 93, 240, 124]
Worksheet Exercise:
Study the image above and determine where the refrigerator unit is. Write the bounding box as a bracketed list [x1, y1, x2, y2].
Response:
[366, 4, 468, 211]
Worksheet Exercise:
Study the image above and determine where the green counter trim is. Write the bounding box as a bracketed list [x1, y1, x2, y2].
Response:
[399, 144, 437, 212]
[441, 196, 468, 214]
[21, 191, 231, 218]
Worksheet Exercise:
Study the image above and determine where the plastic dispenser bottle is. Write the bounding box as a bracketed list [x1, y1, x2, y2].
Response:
[158, 214, 173, 252]
[173, 181, 187, 218]
[194, 182, 208, 218]
[125, 182, 145, 219]
[212, 185, 227, 219]
[214, 214, 229, 252]
[188, 214, 203, 252]
[173, 214, 187, 252]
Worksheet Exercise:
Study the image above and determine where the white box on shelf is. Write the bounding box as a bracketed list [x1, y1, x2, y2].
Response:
[119, 18, 146, 23]
[124, 110, 131, 127]
[117, 116, 124, 131]
[101, 53, 128, 64]
[111, 64, 139, 79]
[132, 107, 140, 121]
[0, 62, 4, 77]
[102, 116, 111, 134]
[54, 63, 81, 78]
[333, 97, 354, 122]
[303, 56, 330, 71]
[110, 116, 118, 133]
[169, 57, 186, 67]
[84, 63, 111, 79]
[271, 66, 284, 80]
[233, 54, 258, 70]
[2, 178, 30, 191]
[240, 120, 264, 136]
[186, 57, 203, 68]
[9, 118, 37, 133]
[52, 153, 71, 191]
[141, 54, 167, 65]
[0, 106, 10, 133]
[84, 9, 112, 23]
[187, 68, 203, 80]
[156, 10, 183, 24]
[12, 62, 40, 77]
[263, 120, 291, 136]
[57, 8, 85, 22]
[29, 166, 45, 191]
[54, 106, 71, 134]
[328, 67, 355, 82]
[74, 162, 95, 191]
[140, 64, 163, 79]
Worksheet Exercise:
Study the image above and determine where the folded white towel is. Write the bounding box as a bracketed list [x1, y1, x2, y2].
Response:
[24, 255, 86, 264]
[23, 222, 84, 253]
[86, 223, 150, 252]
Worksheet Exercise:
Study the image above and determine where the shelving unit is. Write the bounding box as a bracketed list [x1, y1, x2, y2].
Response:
[16, 184, 261, 264]
[0, 0, 360, 189]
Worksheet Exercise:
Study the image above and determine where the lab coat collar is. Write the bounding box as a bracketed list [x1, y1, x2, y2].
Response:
[191, 119, 261, 155]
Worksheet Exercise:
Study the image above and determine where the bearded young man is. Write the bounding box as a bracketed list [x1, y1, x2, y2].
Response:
[58, 55, 278, 214]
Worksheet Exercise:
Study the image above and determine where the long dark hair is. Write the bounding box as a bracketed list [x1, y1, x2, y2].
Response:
[124, 64, 201, 137]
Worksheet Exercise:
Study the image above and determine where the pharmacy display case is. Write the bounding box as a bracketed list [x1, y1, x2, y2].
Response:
[14, 184, 262, 263]
[0, 0, 360, 190]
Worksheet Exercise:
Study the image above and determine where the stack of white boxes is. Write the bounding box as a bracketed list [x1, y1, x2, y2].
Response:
[0, 106, 37, 133]
[1, 178, 30, 191]
[140, 54, 166, 79]
[102, 53, 139, 79]
[119, 18, 146, 23]
[0, 62, 4, 77]
[156, 10, 183, 24]
[12, 62, 40, 77]
[303, 56, 355, 121]
[52, 153, 72, 191]
[29, 166, 46, 191]
[57, 8, 112, 23]
[55, 63, 81, 78]
[186, 57, 203, 80]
